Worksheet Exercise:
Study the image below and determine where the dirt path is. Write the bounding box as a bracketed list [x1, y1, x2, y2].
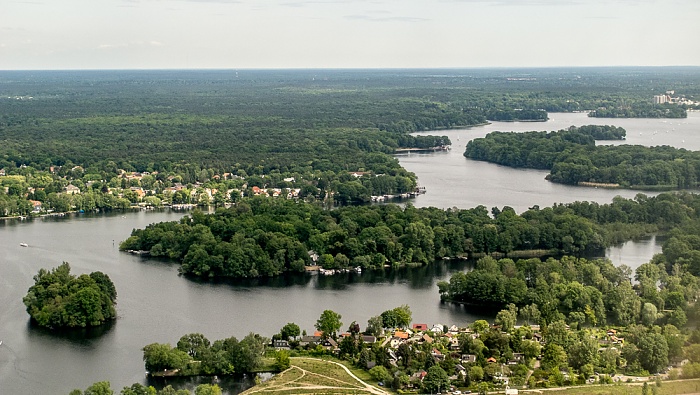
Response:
[296, 358, 390, 395]
[242, 357, 391, 395]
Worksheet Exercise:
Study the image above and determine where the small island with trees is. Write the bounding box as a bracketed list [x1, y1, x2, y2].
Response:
[23, 262, 117, 329]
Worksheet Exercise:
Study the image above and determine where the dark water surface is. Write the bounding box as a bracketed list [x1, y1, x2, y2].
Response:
[2, 112, 697, 394]
[0, 211, 486, 394]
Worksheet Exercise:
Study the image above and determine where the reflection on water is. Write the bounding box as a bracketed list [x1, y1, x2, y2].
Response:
[146, 373, 267, 395]
[26, 319, 116, 345]
[186, 259, 475, 292]
[603, 235, 665, 272]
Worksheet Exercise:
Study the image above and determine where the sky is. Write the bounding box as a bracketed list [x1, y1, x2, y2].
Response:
[1, 0, 699, 70]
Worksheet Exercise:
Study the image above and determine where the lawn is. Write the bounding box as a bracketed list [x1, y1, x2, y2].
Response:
[540, 379, 700, 395]
[240, 357, 389, 395]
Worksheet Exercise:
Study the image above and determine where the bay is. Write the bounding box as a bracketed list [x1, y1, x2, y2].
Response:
[401, 111, 700, 213]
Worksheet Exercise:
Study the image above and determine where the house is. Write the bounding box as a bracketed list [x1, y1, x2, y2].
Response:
[487, 357, 498, 363]
[0, 168, 5, 176]
[130, 187, 146, 199]
[431, 348, 445, 361]
[510, 353, 525, 364]
[29, 200, 42, 213]
[455, 364, 467, 377]
[610, 336, 625, 344]
[394, 331, 409, 340]
[449, 338, 460, 351]
[361, 335, 377, 344]
[388, 350, 398, 362]
[461, 354, 477, 364]
[308, 250, 319, 263]
[421, 334, 434, 344]
[322, 338, 338, 350]
[299, 335, 322, 347]
[389, 337, 404, 349]
[494, 374, 509, 385]
[272, 340, 290, 350]
[431, 324, 444, 333]
[411, 370, 427, 384]
[64, 184, 81, 195]
[413, 323, 428, 331]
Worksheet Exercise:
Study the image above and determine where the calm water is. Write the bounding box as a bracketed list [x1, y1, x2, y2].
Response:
[0, 211, 485, 394]
[402, 112, 700, 212]
[2, 112, 697, 394]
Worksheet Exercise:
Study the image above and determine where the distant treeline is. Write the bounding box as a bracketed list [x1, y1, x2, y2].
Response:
[485, 109, 548, 122]
[589, 103, 687, 118]
[465, 125, 700, 189]
[121, 192, 698, 279]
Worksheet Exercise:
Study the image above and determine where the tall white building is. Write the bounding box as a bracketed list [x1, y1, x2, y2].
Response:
[653, 94, 669, 104]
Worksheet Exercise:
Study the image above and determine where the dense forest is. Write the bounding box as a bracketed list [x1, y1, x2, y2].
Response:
[589, 102, 687, 118]
[142, 332, 267, 376]
[465, 125, 700, 189]
[1, 68, 698, 216]
[23, 263, 117, 329]
[120, 192, 699, 279]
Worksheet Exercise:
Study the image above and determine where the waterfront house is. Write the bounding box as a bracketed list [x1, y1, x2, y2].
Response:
[29, 200, 42, 213]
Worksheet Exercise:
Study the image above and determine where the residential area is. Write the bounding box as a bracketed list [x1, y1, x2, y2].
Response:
[268, 308, 693, 395]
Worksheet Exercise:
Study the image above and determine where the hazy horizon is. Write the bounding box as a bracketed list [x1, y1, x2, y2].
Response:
[3, 0, 700, 71]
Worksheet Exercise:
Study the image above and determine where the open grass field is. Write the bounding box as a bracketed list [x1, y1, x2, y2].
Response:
[240, 357, 390, 395]
[534, 379, 700, 395]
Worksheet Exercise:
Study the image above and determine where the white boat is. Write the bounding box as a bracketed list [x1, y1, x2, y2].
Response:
[20, 243, 28, 247]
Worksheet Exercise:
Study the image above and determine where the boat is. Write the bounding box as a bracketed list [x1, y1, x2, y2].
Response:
[20, 243, 28, 247]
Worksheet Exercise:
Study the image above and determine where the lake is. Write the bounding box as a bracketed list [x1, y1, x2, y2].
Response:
[401, 112, 700, 212]
[2, 112, 697, 394]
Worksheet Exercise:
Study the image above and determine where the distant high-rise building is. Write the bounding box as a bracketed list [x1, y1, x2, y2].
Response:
[653, 94, 669, 104]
